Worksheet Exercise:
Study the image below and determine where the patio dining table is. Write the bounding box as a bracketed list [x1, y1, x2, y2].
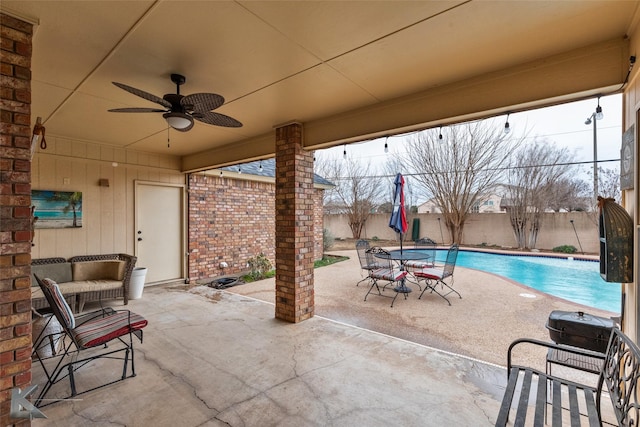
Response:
[373, 248, 433, 295]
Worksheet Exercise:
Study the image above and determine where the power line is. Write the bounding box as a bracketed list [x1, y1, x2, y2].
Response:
[324, 158, 620, 181]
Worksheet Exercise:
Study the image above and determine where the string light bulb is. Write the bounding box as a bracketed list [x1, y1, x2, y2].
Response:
[343, 145, 347, 159]
[259, 160, 263, 171]
[595, 97, 604, 120]
[384, 137, 389, 153]
[438, 126, 443, 141]
[238, 166, 242, 174]
[504, 113, 511, 134]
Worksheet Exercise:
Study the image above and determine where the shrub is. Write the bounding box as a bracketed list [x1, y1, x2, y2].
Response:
[323, 228, 334, 250]
[552, 245, 577, 254]
[246, 253, 273, 281]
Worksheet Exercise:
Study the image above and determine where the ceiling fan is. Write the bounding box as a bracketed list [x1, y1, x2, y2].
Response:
[108, 73, 242, 131]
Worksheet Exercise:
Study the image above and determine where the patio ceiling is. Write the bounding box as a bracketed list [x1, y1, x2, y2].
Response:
[2, 1, 638, 171]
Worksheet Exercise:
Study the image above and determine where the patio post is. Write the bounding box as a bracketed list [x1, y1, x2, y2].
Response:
[274, 123, 315, 323]
[1, 12, 34, 426]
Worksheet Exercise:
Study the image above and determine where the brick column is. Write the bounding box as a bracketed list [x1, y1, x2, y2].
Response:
[274, 123, 314, 323]
[0, 13, 33, 427]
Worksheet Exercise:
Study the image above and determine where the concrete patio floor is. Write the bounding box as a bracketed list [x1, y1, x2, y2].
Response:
[30, 248, 617, 426]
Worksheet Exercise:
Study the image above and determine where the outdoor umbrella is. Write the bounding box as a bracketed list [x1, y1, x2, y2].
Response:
[389, 173, 408, 253]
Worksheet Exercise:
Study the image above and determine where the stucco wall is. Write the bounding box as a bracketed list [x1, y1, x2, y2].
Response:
[324, 212, 600, 253]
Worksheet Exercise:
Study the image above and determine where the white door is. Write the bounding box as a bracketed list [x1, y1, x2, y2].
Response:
[135, 182, 184, 283]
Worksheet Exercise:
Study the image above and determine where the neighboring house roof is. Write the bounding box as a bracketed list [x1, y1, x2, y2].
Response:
[218, 159, 334, 188]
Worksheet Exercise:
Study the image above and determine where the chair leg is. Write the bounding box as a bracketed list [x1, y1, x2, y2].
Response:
[364, 279, 381, 301]
[356, 274, 372, 287]
[68, 364, 77, 396]
[122, 347, 130, 379]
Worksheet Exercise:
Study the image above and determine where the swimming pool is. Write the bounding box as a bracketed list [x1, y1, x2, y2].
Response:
[433, 249, 621, 313]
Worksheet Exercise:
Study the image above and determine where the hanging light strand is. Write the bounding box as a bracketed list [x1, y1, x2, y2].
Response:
[504, 113, 511, 134]
[384, 136, 389, 153]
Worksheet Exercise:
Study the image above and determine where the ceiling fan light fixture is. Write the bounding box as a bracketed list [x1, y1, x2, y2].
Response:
[163, 111, 193, 130]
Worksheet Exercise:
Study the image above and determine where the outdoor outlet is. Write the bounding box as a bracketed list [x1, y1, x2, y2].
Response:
[219, 261, 228, 269]
[63, 177, 70, 185]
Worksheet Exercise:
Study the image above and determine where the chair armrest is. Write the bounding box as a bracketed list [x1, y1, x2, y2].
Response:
[507, 337, 605, 374]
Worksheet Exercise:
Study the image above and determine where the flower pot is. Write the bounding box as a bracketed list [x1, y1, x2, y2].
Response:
[129, 267, 147, 300]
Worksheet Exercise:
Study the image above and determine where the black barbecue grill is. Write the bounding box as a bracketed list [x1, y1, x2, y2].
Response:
[545, 310, 614, 374]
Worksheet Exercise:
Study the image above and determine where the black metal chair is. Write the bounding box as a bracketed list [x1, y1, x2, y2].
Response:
[413, 243, 461, 305]
[364, 247, 408, 307]
[404, 237, 437, 272]
[355, 239, 382, 286]
[32, 274, 147, 407]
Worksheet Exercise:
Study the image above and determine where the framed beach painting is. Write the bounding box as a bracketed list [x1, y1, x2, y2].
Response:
[32, 190, 83, 229]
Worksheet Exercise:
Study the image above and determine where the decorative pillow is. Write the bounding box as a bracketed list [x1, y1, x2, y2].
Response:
[31, 262, 72, 287]
[41, 278, 75, 329]
[72, 261, 125, 281]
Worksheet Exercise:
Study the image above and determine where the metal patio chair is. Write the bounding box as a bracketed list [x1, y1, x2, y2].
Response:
[413, 243, 461, 305]
[364, 247, 407, 307]
[404, 237, 437, 272]
[355, 239, 382, 286]
[32, 274, 148, 407]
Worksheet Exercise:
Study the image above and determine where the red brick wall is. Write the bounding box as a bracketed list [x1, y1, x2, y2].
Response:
[0, 12, 33, 427]
[274, 123, 315, 323]
[187, 173, 324, 282]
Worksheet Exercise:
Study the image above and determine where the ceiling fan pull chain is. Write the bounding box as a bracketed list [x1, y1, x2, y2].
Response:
[167, 125, 170, 148]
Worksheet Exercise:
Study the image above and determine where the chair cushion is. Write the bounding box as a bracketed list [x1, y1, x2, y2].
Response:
[31, 263, 72, 287]
[41, 278, 75, 329]
[72, 261, 125, 281]
[370, 268, 407, 281]
[73, 311, 147, 348]
[414, 267, 444, 280]
[404, 260, 434, 270]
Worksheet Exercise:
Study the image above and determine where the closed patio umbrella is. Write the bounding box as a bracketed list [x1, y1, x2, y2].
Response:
[389, 173, 408, 253]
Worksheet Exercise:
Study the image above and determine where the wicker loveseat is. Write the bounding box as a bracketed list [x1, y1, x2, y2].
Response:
[31, 254, 137, 313]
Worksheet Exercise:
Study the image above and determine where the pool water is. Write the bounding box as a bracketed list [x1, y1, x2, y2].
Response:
[433, 249, 621, 313]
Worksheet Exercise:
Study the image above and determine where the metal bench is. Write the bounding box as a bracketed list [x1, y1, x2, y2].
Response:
[495, 327, 640, 426]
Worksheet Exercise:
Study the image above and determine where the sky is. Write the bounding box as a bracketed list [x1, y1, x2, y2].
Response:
[317, 93, 622, 166]
[315, 94, 623, 203]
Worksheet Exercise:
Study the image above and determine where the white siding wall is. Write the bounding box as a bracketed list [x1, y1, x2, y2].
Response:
[31, 137, 185, 259]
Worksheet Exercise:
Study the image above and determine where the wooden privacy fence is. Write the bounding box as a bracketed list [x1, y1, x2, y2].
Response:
[323, 212, 600, 253]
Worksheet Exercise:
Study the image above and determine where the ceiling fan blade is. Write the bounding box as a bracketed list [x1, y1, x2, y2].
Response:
[181, 93, 225, 112]
[193, 111, 243, 128]
[112, 82, 171, 108]
[108, 107, 167, 113]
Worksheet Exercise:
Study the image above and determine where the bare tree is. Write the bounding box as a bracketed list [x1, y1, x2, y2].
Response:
[315, 155, 382, 239]
[505, 139, 576, 249]
[546, 178, 590, 212]
[405, 120, 521, 244]
[598, 166, 622, 202]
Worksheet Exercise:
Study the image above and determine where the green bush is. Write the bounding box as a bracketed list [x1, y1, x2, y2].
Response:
[552, 245, 577, 254]
[246, 253, 273, 281]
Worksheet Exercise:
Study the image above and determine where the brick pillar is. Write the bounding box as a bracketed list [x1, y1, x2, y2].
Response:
[274, 123, 314, 323]
[0, 13, 33, 427]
